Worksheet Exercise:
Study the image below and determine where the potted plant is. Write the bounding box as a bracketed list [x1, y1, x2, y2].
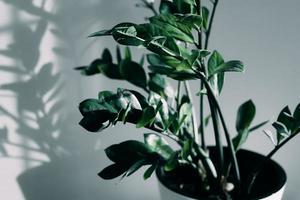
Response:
[76, 0, 300, 199]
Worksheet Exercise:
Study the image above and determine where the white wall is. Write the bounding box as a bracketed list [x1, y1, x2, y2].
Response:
[0, 0, 299, 199]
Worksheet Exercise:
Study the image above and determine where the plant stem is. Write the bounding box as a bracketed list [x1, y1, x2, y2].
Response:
[184, 81, 200, 145]
[195, 0, 207, 151]
[207, 86, 241, 189]
[208, 98, 224, 176]
[176, 81, 181, 110]
[247, 129, 300, 194]
[205, 0, 219, 49]
[191, 71, 241, 189]
[200, 83, 207, 150]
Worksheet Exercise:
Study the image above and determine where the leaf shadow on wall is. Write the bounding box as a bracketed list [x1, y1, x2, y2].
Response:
[0, 0, 120, 200]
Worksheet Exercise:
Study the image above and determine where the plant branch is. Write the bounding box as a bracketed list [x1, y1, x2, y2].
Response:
[205, 0, 219, 49]
[184, 81, 200, 145]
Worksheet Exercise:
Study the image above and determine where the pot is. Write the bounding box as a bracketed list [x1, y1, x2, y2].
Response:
[156, 148, 286, 200]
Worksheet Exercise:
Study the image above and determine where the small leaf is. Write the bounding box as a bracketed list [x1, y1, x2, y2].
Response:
[233, 100, 256, 150]
[202, 7, 209, 30]
[272, 121, 289, 143]
[116, 46, 122, 64]
[102, 48, 112, 63]
[277, 106, 295, 132]
[293, 103, 300, 121]
[236, 100, 256, 133]
[105, 140, 153, 164]
[144, 164, 157, 180]
[124, 46, 132, 61]
[98, 164, 128, 180]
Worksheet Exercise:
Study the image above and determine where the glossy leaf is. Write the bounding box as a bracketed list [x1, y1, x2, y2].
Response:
[144, 133, 174, 160]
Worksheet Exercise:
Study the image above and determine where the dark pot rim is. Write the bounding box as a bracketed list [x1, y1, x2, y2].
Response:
[156, 148, 287, 200]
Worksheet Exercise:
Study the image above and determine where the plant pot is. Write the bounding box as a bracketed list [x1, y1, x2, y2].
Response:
[156, 148, 286, 200]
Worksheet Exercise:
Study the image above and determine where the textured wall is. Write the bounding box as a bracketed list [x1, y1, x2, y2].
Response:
[0, 0, 299, 199]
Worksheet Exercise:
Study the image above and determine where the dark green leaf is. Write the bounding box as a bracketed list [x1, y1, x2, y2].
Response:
[143, 164, 157, 180]
[272, 121, 289, 143]
[202, 7, 209, 30]
[277, 106, 295, 132]
[79, 99, 107, 116]
[105, 140, 153, 164]
[98, 164, 128, 180]
[236, 100, 256, 133]
[293, 103, 300, 121]
[119, 60, 147, 90]
[102, 48, 112, 63]
[116, 46, 122, 64]
[233, 100, 256, 150]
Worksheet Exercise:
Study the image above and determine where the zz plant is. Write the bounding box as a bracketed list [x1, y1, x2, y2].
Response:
[76, 0, 300, 199]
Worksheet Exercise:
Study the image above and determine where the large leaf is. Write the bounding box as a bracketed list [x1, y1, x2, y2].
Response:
[149, 14, 194, 43]
[119, 60, 147, 90]
[105, 140, 153, 164]
[233, 100, 256, 150]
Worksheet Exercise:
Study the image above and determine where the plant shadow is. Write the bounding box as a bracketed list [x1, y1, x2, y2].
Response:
[0, 0, 121, 199]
